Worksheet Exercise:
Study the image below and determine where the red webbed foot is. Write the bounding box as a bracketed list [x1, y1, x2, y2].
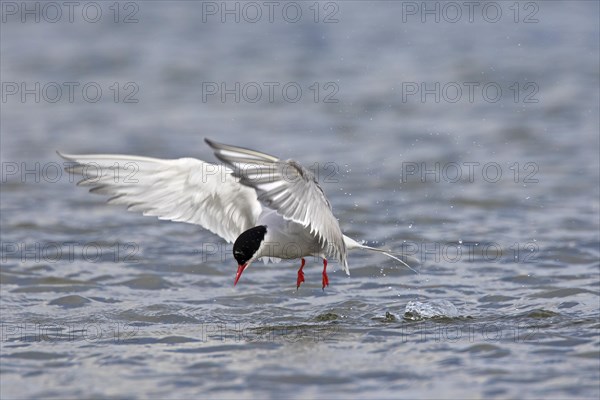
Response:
[322, 259, 329, 290]
[296, 258, 306, 290]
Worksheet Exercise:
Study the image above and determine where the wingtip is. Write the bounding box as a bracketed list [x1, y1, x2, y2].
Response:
[56, 150, 72, 161]
[213, 152, 232, 166]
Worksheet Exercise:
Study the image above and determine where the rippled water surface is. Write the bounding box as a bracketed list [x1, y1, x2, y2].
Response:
[1, 2, 599, 399]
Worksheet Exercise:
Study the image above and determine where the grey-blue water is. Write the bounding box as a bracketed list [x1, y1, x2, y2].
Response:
[1, 1, 599, 399]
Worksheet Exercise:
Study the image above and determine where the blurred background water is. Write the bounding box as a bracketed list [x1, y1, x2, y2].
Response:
[1, 1, 599, 399]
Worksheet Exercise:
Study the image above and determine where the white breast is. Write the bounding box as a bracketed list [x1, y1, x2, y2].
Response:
[255, 210, 326, 261]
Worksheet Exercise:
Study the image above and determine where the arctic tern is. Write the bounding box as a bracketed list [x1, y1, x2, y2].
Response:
[58, 139, 416, 290]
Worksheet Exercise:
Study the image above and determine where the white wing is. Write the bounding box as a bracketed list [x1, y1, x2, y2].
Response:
[58, 152, 262, 243]
[204, 139, 348, 272]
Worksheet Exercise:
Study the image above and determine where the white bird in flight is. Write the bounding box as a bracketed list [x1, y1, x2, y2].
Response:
[59, 139, 416, 290]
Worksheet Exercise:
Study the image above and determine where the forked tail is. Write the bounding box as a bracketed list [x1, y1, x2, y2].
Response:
[343, 235, 420, 275]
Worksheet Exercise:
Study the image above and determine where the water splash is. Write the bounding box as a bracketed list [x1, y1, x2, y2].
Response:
[403, 300, 459, 320]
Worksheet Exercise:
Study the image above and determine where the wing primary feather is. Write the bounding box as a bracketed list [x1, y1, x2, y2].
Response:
[205, 138, 279, 162]
[58, 151, 262, 243]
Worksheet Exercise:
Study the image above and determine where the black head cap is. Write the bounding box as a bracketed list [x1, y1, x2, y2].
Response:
[233, 226, 267, 266]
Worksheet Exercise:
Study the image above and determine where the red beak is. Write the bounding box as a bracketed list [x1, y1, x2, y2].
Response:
[234, 263, 248, 286]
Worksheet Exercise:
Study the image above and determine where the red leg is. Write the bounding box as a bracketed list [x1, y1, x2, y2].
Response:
[322, 258, 329, 290]
[296, 258, 306, 290]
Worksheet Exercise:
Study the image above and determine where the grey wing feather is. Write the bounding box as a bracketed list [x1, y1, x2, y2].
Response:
[204, 139, 348, 272]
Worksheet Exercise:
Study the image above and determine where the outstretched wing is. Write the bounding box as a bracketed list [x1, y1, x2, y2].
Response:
[58, 152, 262, 243]
[204, 139, 347, 272]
